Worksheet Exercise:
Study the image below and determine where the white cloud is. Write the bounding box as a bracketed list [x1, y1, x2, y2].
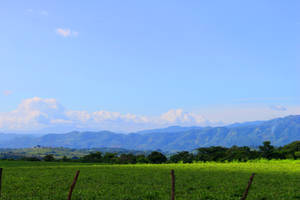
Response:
[56, 28, 71, 37]
[269, 105, 287, 111]
[3, 90, 13, 96]
[0, 97, 211, 133]
[0, 97, 67, 131]
[56, 28, 79, 37]
[0, 97, 299, 133]
[159, 109, 207, 125]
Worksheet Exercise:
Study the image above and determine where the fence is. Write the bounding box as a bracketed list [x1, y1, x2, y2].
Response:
[0, 167, 255, 200]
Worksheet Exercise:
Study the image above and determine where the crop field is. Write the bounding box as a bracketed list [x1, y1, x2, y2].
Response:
[0, 160, 299, 200]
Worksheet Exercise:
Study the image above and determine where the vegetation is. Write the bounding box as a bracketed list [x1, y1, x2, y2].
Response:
[0, 141, 299, 164]
[0, 146, 150, 160]
[0, 160, 299, 199]
[0, 141, 299, 199]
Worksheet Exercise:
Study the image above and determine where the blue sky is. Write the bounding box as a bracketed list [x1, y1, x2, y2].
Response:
[0, 1, 299, 133]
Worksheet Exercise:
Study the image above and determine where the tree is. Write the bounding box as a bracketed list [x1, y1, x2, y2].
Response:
[281, 141, 300, 159]
[82, 152, 103, 162]
[259, 141, 275, 159]
[295, 151, 300, 159]
[44, 154, 55, 162]
[196, 146, 227, 162]
[103, 152, 117, 163]
[224, 146, 254, 161]
[118, 153, 137, 164]
[147, 151, 167, 164]
[136, 155, 148, 163]
[23, 157, 41, 161]
[62, 156, 70, 162]
[170, 151, 194, 163]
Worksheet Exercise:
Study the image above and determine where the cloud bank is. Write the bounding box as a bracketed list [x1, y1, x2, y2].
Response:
[0, 97, 299, 133]
[0, 97, 210, 133]
[56, 28, 78, 37]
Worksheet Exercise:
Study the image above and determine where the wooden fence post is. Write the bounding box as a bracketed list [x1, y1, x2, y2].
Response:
[68, 170, 80, 200]
[171, 169, 175, 200]
[0, 168, 2, 197]
[240, 173, 256, 200]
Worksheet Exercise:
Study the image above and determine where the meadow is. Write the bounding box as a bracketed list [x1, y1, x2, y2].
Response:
[0, 160, 299, 200]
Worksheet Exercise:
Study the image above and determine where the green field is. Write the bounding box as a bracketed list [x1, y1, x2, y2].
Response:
[0, 160, 299, 200]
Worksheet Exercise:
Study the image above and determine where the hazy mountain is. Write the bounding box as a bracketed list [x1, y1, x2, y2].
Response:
[0, 115, 299, 151]
[135, 126, 204, 135]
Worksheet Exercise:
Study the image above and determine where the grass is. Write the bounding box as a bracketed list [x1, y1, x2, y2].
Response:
[0, 160, 299, 200]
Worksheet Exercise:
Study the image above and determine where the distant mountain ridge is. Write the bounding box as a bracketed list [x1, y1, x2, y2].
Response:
[135, 126, 204, 135]
[0, 115, 299, 151]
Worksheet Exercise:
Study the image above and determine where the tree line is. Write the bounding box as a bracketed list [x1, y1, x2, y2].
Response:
[3, 141, 300, 163]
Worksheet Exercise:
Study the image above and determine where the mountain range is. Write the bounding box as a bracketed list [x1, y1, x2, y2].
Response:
[0, 115, 299, 151]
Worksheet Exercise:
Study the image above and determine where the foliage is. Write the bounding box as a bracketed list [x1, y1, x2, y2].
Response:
[1, 141, 300, 164]
[280, 141, 300, 159]
[82, 151, 103, 162]
[169, 151, 194, 163]
[147, 151, 167, 164]
[0, 146, 151, 160]
[43, 154, 55, 162]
